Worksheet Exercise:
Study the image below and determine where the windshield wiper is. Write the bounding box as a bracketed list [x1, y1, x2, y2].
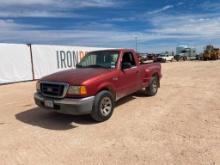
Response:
[76, 64, 110, 69]
[86, 64, 110, 68]
[76, 64, 84, 68]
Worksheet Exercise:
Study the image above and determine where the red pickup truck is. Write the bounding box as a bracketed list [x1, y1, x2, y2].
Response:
[34, 49, 162, 121]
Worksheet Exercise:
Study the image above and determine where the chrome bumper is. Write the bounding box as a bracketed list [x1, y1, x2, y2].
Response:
[34, 93, 95, 115]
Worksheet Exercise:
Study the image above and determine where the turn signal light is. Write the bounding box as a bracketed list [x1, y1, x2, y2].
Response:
[67, 86, 87, 95]
[80, 86, 87, 95]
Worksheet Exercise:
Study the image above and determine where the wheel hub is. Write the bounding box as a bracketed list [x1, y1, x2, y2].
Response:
[100, 97, 112, 116]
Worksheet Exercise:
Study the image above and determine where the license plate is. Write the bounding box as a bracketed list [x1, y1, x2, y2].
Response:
[44, 100, 54, 108]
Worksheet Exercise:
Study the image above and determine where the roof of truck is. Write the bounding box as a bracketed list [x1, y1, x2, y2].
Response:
[88, 48, 136, 53]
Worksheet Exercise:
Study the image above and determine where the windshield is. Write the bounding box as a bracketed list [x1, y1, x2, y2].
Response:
[77, 51, 119, 69]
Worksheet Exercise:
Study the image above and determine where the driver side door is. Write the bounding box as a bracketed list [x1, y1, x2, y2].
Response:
[117, 51, 140, 98]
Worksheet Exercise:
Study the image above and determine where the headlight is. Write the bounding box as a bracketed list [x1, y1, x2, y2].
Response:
[67, 86, 87, 95]
[36, 81, 41, 92]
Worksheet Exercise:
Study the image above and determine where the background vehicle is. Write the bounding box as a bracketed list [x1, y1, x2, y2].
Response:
[147, 53, 157, 61]
[176, 45, 197, 61]
[34, 49, 162, 122]
[139, 53, 148, 63]
[139, 53, 157, 63]
[156, 53, 174, 62]
[203, 45, 220, 60]
[174, 53, 187, 61]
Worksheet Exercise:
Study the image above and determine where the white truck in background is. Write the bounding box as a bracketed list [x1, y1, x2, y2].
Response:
[156, 53, 174, 62]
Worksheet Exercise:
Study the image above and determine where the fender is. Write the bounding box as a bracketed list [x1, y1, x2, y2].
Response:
[96, 81, 117, 100]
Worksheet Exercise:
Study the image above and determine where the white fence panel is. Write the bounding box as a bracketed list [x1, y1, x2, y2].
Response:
[0, 43, 33, 84]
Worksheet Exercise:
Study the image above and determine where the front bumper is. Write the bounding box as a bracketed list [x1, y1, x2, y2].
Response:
[34, 93, 95, 115]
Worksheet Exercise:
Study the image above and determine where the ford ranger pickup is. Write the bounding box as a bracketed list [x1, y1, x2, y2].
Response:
[34, 49, 162, 122]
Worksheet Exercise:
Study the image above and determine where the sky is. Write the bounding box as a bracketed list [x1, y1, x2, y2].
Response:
[0, 0, 220, 53]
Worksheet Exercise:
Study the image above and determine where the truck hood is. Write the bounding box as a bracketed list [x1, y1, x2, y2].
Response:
[41, 68, 112, 85]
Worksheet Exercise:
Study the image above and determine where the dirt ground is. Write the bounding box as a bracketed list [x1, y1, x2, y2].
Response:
[0, 61, 220, 165]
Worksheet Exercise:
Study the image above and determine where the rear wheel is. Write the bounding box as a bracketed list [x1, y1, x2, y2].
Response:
[145, 76, 159, 96]
[90, 90, 114, 122]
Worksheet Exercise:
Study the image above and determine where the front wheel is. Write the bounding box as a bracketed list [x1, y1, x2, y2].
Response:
[90, 90, 114, 122]
[145, 76, 159, 96]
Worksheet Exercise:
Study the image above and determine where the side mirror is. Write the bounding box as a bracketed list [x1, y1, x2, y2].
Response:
[121, 62, 132, 70]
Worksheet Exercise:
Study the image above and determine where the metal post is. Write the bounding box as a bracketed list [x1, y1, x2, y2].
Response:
[27, 44, 35, 80]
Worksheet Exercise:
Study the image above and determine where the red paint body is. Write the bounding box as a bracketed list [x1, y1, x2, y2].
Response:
[41, 49, 162, 100]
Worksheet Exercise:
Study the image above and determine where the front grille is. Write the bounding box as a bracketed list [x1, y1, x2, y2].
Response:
[40, 82, 68, 98]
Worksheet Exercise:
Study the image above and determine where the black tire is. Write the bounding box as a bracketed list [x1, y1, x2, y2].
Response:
[90, 90, 114, 122]
[145, 76, 159, 96]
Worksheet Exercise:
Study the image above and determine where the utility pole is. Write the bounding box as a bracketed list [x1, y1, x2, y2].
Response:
[135, 37, 138, 51]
